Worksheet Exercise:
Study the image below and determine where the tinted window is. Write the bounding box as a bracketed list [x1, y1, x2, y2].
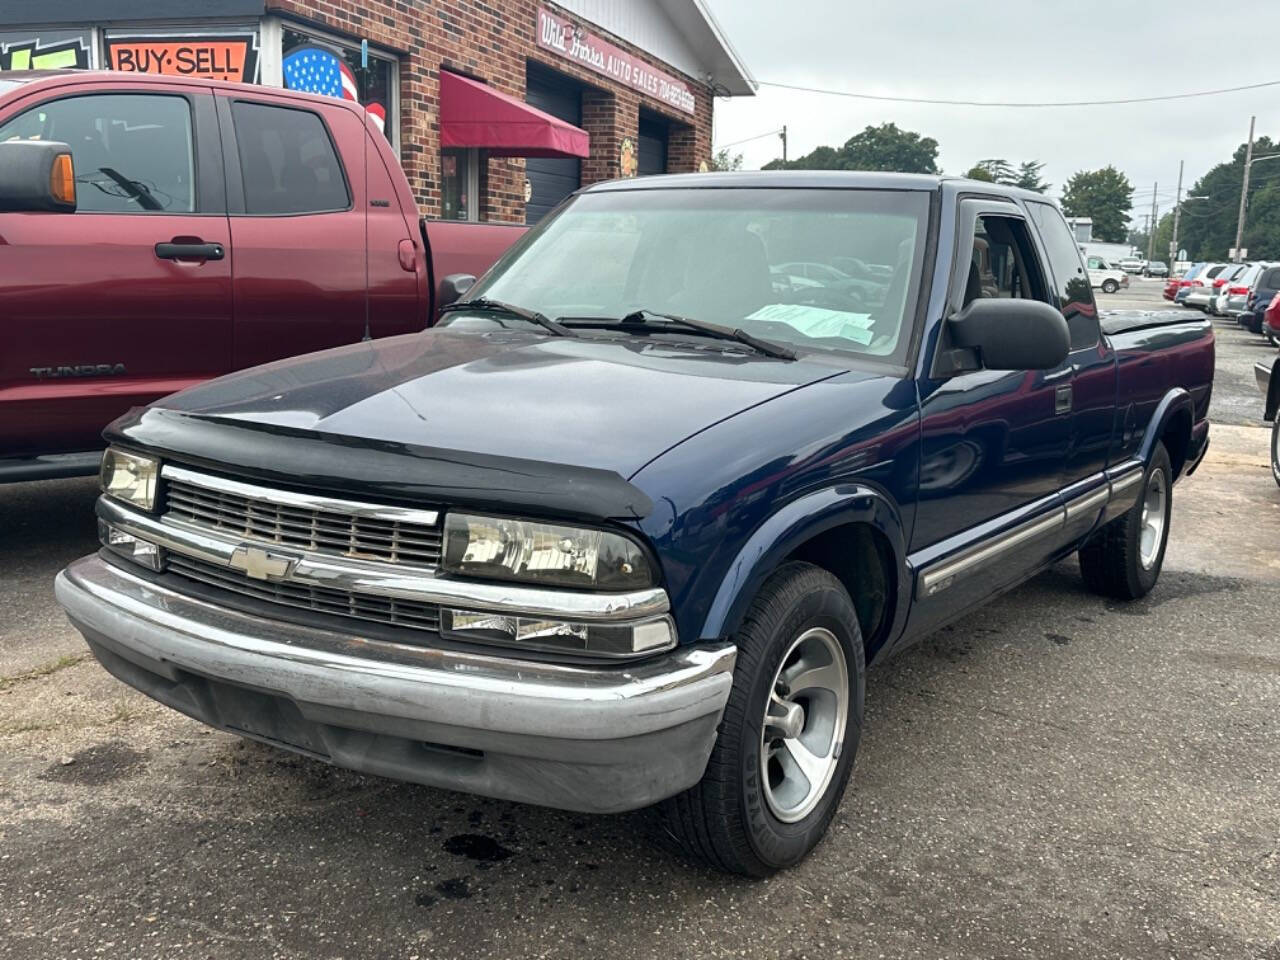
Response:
[231, 101, 348, 215]
[0, 93, 194, 213]
[1027, 201, 1099, 349]
[1263, 268, 1280, 289]
[1205, 265, 1226, 279]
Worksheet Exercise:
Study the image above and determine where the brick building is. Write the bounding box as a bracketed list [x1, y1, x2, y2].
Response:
[0, 0, 755, 223]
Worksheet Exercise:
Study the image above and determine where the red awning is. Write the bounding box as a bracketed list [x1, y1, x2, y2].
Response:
[439, 70, 590, 159]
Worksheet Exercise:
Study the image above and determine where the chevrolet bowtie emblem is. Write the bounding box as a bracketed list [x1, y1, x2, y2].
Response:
[229, 545, 298, 581]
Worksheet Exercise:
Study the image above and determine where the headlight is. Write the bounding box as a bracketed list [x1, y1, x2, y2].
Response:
[100, 447, 159, 512]
[442, 513, 653, 590]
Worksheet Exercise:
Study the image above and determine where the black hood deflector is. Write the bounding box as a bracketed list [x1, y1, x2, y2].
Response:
[107, 407, 654, 523]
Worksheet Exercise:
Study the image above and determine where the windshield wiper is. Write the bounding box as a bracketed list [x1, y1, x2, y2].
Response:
[439, 298, 576, 337]
[610, 308, 797, 360]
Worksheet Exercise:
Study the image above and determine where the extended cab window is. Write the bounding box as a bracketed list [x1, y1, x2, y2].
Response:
[1027, 201, 1100, 349]
[0, 93, 195, 213]
[231, 101, 349, 215]
[463, 188, 931, 364]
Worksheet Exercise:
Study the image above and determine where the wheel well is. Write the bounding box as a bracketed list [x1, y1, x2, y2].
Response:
[1161, 408, 1192, 479]
[785, 523, 895, 656]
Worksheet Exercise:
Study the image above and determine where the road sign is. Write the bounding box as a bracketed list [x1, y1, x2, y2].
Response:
[1229, 247, 1247, 259]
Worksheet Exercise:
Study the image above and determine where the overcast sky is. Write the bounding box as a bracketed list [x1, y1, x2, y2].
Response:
[703, 0, 1278, 227]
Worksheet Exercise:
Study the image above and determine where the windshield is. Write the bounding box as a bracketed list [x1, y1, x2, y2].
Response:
[464, 187, 932, 363]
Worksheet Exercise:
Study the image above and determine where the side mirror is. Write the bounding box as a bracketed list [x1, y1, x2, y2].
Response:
[945, 298, 1070, 372]
[0, 141, 77, 213]
[437, 273, 476, 309]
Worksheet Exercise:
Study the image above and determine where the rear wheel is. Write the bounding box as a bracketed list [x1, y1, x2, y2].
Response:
[1079, 443, 1173, 600]
[1102, 279, 1119, 294]
[661, 562, 864, 877]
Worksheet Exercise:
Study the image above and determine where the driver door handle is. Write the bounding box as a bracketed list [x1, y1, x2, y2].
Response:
[155, 241, 224, 261]
[1055, 384, 1073, 415]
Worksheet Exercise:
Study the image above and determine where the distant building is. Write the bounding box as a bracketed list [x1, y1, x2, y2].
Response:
[1065, 216, 1093, 243]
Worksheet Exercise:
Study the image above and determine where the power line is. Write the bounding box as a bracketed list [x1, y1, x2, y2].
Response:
[714, 127, 785, 150]
[757, 78, 1280, 108]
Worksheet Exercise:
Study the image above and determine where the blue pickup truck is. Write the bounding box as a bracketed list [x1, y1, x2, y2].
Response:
[56, 172, 1213, 876]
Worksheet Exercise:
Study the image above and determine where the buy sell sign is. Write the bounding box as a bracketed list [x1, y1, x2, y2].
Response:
[106, 34, 259, 83]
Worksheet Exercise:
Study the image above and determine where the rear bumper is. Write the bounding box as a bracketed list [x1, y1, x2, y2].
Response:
[55, 556, 736, 814]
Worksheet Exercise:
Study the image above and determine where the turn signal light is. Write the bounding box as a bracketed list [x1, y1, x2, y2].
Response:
[49, 152, 75, 207]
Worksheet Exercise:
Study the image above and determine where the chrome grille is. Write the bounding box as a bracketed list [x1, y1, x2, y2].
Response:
[166, 554, 441, 633]
[164, 476, 441, 566]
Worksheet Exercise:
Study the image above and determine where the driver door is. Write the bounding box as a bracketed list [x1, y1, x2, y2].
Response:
[0, 81, 231, 457]
[910, 200, 1072, 635]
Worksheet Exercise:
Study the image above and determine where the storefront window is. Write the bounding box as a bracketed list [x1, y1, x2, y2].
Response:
[281, 28, 394, 144]
[442, 148, 479, 221]
[1, 29, 92, 71]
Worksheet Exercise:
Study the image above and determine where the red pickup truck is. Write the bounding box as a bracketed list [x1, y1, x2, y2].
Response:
[0, 71, 523, 482]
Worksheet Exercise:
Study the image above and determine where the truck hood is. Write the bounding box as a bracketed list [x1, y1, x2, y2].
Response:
[153, 328, 842, 478]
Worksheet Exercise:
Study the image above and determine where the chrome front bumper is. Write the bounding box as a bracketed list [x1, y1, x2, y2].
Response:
[56, 556, 736, 814]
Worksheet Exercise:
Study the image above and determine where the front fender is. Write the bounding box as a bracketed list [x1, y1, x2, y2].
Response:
[699, 484, 910, 659]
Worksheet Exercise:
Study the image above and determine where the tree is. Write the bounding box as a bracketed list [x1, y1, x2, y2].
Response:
[1014, 160, 1050, 194]
[971, 158, 1016, 184]
[961, 158, 1050, 192]
[1061, 166, 1134, 243]
[708, 148, 743, 172]
[1177, 135, 1280, 260]
[767, 123, 940, 174]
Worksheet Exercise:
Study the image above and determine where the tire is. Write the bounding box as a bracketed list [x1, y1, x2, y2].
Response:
[1079, 442, 1173, 600]
[1271, 419, 1280, 488]
[661, 562, 865, 877]
[1267, 329, 1280, 349]
[1102, 279, 1119, 294]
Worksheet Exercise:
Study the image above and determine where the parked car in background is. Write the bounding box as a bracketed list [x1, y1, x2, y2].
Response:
[1163, 277, 1180, 301]
[0, 71, 524, 483]
[1256, 352, 1280, 485]
[1117, 257, 1145, 274]
[1145, 261, 1170, 278]
[1222, 261, 1272, 319]
[1185, 263, 1230, 309]
[56, 172, 1214, 876]
[1209, 263, 1250, 316]
[1242, 264, 1280, 335]
[1264, 294, 1280, 347]
[1175, 262, 1207, 304]
[1086, 256, 1130, 294]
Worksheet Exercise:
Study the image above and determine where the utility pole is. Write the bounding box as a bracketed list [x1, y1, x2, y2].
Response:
[1170, 160, 1184, 272]
[780, 125, 787, 165]
[1146, 182, 1158, 263]
[1233, 115, 1256, 263]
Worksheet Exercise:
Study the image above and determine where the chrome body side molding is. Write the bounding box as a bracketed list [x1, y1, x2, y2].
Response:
[916, 462, 1145, 599]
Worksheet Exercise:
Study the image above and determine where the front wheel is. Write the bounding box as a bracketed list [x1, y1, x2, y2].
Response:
[1102, 279, 1119, 294]
[661, 562, 864, 877]
[1079, 443, 1173, 599]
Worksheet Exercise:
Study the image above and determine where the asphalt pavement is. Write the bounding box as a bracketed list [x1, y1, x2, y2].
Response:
[1, 278, 1277, 960]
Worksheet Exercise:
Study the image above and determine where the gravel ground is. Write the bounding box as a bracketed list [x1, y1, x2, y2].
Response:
[1, 279, 1277, 960]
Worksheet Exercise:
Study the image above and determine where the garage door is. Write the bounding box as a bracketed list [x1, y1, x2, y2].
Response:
[525, 69, 581, 225]
[638, 117, 667, 178]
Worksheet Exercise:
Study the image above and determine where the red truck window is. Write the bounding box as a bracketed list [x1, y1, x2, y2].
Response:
[230, 101, 350, 215]
[0, 93, 195, 214]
